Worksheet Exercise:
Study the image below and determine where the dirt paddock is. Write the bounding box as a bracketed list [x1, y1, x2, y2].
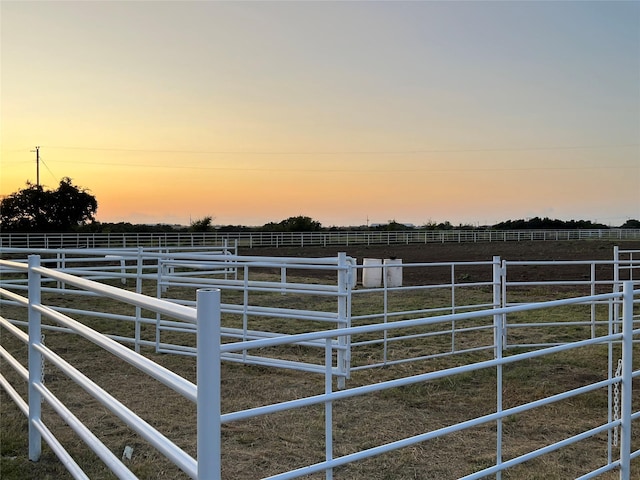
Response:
[242, 239, 640, 284]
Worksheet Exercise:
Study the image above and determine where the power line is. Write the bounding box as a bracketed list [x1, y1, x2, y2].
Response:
[39, 156, 58, 183]
[41, 143, 640, 156]
[46, 159, 639, 173]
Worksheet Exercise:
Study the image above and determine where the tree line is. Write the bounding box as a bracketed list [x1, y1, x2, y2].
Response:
[1, 179, 638, 233]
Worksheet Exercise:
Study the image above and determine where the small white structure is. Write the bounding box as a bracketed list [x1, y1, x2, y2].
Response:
[362, 258, 383, 287]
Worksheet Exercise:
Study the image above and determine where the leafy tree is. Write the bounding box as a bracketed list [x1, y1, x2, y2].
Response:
[189, 216, 214, 232]
[0, 178, 97, 232]
[50, 178, 98, 230]
[620, 219, 640, 229]
[493, 217, 610, 230]
[370, 220, 415, 231]
[262, 215, 322, 232]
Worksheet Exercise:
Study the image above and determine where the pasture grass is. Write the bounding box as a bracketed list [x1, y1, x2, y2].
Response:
[2, 269, 639, 479]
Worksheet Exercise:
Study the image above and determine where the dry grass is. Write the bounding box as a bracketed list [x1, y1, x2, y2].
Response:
[2, 263, 640, 479]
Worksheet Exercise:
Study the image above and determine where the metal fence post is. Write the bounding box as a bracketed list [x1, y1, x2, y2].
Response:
[619, 281, 634, 478]
[134, 247, 143, 353]
[492, 256, 502, 352]
[27, 254, 42, 461]
[325, 338, 334, 480]
[337, 252, 350, 390]
[500, 259, 508, 348]
[492, 256, 504, 479]
[197, 288, 222, 480]
[614, 246, 621, 334]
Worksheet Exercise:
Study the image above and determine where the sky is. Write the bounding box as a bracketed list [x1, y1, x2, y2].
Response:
[1, 1, 639, 228]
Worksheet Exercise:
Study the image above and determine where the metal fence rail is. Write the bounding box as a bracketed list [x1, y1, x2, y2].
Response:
[213, 287, 638, 480]
[1, 255, 639, 478]
[3, 247, 638, 379]
[2, 229, 640, 249]
[0, 256, 214, 479]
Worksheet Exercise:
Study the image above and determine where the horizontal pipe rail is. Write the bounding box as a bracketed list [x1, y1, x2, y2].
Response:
[34, 342, 198, 477]
[34, 303, 197, 401]
[3, 229, 640, 249]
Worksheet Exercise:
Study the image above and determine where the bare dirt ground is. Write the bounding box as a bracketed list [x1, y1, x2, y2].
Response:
[241, 239, 640, 284]
[242, 238, 640, 264]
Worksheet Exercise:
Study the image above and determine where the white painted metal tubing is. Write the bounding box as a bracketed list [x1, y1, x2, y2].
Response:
[223, 340, 619, 424]
[33, 381, 137, 480]
[30, 417, 90, 480]
[220, 292, 622, 355]
[34, 303, 197, 402]
[575, 463, 620, 480]
[0, 345, 28, 380]
[222, 304, 340, 321]
[221, 353, 335, 375]
[34, 343, 198, 478]
[0, 286, 29, 305]
[263, 382, 618, 480]
[0, 258, 29, 270]
[162, 277, 341, 295]
[619, 281, 634, 478]
[0, 316, 29, 343]
[31, 265, 197, 323]
[350, 345, 495, 372]
[196, 288, 222, 480]
[27, 255, 42, 461]
[459, 423, 618, 480]
[0, 373, 28, 415]
[324, 337, 333, 480]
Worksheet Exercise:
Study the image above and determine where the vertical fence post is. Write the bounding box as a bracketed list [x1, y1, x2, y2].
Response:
[134, 247, 143, 353]
[27, 255, 42, 461]
[336, 252, 350, 390]
[590, 262, 597, 338]
[197, 288, 222, 480]
[325, 338, 334, 480]
[493, 256, 503, 480]
[613, 246, 621, 334]
[619, 281, 634, 478]
[500, 260, 508, 348]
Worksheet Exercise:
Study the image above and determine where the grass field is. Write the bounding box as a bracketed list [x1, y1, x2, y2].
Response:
[2, 240, 640, 479]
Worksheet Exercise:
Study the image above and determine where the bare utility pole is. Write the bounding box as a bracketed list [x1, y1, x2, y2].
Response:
[31, 146, 40, 187]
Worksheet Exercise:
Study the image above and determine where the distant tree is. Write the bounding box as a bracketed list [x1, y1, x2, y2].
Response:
[369, 220, 413, 231]
[620, 219, 640, 229]
[437, 221, 454, 230]
[216, 224, 255, 232]
[51, 177, 98, 230]
[493, 217, 609, 230]
[0, 178, 97, 232]
[84, 222, 181, 233]
[384, 220, 408, 231]
[262, 215, 322, 232]
[189, 216, 214, 232]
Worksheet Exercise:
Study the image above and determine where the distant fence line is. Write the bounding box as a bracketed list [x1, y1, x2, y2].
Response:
[1, 229, 640, 249]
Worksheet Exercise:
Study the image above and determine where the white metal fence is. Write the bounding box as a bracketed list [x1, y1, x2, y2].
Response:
[2, 247, 638, 380]
[2, 228, 640, 249]
[2, 249, 640, 478]
[1, 256, 207, 478]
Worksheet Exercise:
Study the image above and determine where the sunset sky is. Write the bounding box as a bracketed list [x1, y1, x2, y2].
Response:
[2, 1, 639, 227]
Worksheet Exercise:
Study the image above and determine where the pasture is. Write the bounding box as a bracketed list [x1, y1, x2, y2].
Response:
[1, 240, 640, 479]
